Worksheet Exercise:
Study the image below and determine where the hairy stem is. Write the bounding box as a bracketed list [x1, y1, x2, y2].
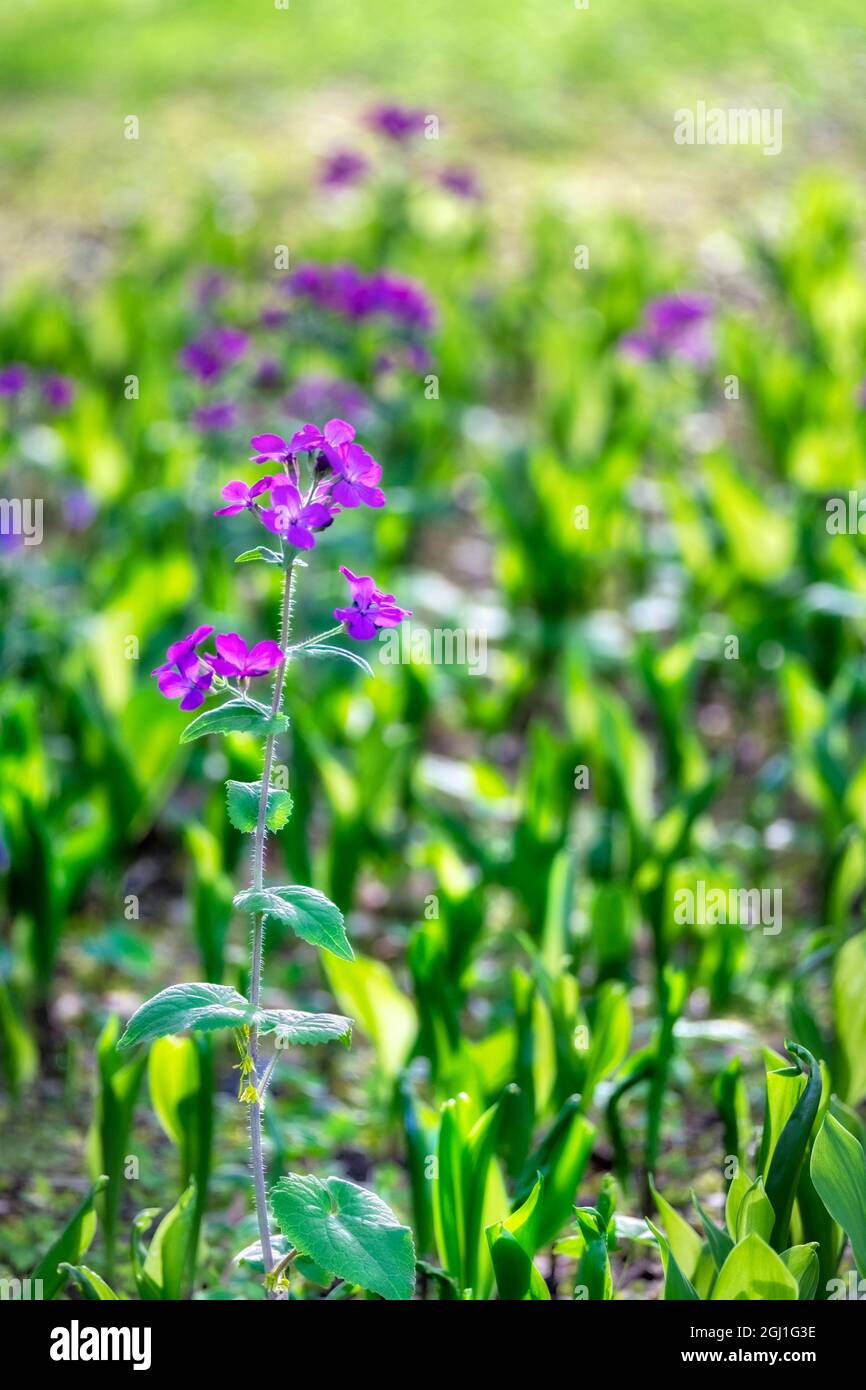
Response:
[248, 550, 299, 1282]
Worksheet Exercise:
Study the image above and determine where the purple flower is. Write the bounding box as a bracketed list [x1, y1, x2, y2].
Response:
[334, 566, 411, 640]
[621, 293, 712, 365]
[193, 270, 227, 308]
[192, 401, 239, 433]
[438, 166, 481, 200]
[205, 632, 284, 678]
[152, 626, 215, 711]
[259, 481, 336, 549]
[42, 374, 76, 411]
[280, 419, 385, 509]
[367, 104, 427, 142]
[320, 149, 369, 189]
[179, 327, 249, 383]
[214, 476, 273, 516]
[0, 364, 28, 397]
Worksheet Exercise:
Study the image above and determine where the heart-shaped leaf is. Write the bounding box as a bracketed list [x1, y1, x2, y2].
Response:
[270, 1174, 415, 1300]
[234, 886, 353, 960]
[181, 699, 288, 745]
[226, 780, 294, 833]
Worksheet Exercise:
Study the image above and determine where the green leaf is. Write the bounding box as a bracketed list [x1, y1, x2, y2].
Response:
[234, 885, 353, 960]
[780, 1243, 820, 1301]
[234, 1233, 292, 1274]
[647, 1219, 701, 1300]
[180, 699, 288, 744]
[764, 1042, 823, 1249]
[513, 1095, 595, 1248]
[226, 780, 294, 833]
[692, 1195, 734, 1273]
[258, 1009, 352, 1048]
[32, 1175, 108, 1300]
[58, 1263, 119, 1300]
[323, 953, 416, 1079]
[234, 546, 284, 565]
[711, 1232, 798, 1300]
[140, 1181, 198, 1300]
[810, 1111, 866, 1277]
[833, 930, 866, 1105]
[649, 1175, 701, 1280]
[736, 1177, 775, 1243]
[486, 1175, 545, 1301]
[270, 1174, 416, 1300]
[302, 644, 374, 677]
[120, 982, 351, 1053]
[118, 982, 257, 1049]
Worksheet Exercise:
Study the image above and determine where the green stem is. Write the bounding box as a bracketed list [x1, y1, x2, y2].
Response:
[248, 548, 298, 1285]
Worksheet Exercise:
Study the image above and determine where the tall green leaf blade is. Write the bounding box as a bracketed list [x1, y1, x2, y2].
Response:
[270, 1174, 416, 1300]
[31, 1175, 108, 1300]
[647, 1219, 701, 1300]
[765, 1042, 822, 1249]
[810, 1111, 866, 1277]
[58, 1263, 119, 1300]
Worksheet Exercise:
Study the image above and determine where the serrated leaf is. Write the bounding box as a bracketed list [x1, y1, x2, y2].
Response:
[235, 546, 284, 565]
[270, 1174, 416, 1300]
[234, 885, 353, 960]
[181, 699, 288, 744]
[226, 780, 294, 833]
[118, 983, 257, 1049]
[302, 644, 374, 677]
[259, 1009, 352, 1048]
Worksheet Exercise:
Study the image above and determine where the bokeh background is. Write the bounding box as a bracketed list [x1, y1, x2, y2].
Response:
[3, 0, 866, 1301]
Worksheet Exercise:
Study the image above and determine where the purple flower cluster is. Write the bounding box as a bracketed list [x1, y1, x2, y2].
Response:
[215, 418, 385, 550]
[334, 566, 412, 641]
[621, 294, 713, 366]
[152, 625, 284, 710]
[286, 262, 436, 336]
[0, 363, 76, 412]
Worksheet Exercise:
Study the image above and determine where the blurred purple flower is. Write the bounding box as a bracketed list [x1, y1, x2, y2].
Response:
[438, 166, 481, 200]
[152, 626, 215, 711]
[252, 356, 284, 391]
[63, 487, 96, 530]
[193, 270, 227, 308]
[205, 632, 284, 679]
[367, 104, 427, 142]
[214, 476, 273, 516]
[320, 149, 369, 189]
[284, 374, 371, 424]
[179, 326, 249, 383]
[287, 261, 435, 334]
[259, 480, 336, 549]
[42, 374, 76, 412]
[334, 566, 411, 640]
[621, 293, 713, 365]
[192, 401, 239, 432]
[0, 364, 28, 397]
